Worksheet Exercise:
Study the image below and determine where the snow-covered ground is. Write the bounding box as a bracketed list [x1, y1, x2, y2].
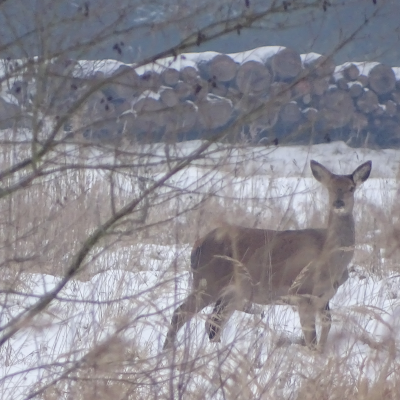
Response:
[1, 140, 400, 399]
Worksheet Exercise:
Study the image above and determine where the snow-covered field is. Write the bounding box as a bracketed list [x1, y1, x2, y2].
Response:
[1, 140, 400, 399]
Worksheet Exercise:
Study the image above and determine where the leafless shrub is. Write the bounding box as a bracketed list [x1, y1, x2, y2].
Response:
[0, 1, 400, 400]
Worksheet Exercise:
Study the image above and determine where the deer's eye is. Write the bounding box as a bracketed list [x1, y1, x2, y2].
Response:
[349, 186, 355, 192]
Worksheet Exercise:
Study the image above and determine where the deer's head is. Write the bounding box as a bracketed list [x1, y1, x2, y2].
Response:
[310, 160, 371, 215]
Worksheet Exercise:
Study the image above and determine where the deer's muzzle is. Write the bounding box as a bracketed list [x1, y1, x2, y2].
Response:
[333, 199, 345, 209]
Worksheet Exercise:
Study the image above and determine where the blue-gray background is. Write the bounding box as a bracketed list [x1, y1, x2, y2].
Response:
[0, 1, 399, 65]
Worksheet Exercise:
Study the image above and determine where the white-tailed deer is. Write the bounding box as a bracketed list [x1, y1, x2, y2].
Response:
[163, 160, 371, 351]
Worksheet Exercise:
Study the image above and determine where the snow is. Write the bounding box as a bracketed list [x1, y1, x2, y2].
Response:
[229, 46, 284, 64]
[134, 55, 199, 75]
[71, 48, 400, 81]
[75, 59, 128, 77]
[392, 67, 400, 80]
[348, 80, 363, 88]
[300, 52, 323, 64]
[1, 140, 400, 398]
[132, 89, 161, 104]
[134, 46, 287, 75]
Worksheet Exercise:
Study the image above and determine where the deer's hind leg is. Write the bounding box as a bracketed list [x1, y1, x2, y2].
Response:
[163, 291, 211, 349]
[206, 296, 235, 342]
[206, 283, 246, 343]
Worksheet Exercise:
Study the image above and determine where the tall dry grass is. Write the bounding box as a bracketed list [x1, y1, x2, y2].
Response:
[0, 131, 400, 399]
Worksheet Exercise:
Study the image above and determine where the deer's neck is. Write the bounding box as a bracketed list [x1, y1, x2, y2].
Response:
[326, 211, 355, 249]
[311, 211, 355, 300]
[322, 211, 355, 278]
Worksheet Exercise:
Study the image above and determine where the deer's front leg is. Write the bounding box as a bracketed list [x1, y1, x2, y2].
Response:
[317, 301, 332, 352]
[298, 300, 317, 349]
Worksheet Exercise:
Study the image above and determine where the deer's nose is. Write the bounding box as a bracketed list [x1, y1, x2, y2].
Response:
[333, 199, 345, 209]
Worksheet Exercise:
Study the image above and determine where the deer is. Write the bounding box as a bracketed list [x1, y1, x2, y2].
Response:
[163, 160, 371, 351]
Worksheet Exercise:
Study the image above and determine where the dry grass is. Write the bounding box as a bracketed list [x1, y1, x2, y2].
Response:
[1, 134, 400, 399]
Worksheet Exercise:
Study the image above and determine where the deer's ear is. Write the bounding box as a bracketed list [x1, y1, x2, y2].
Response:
[352, 161, 371, 186]
[310, 160, 333, 185]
